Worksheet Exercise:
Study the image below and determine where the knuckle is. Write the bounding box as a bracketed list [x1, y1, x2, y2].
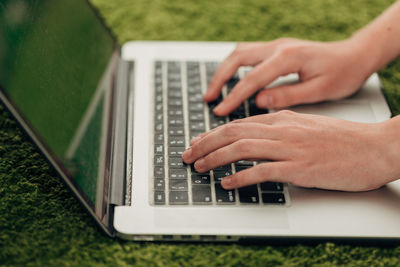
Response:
[275, 44, 299, 58]
[276, 109, 296, 117]
[190, 143, 203, 158]
[233, 139, 251, 154]
[231, 47, 246, 61]
[222, 123, 240, 138]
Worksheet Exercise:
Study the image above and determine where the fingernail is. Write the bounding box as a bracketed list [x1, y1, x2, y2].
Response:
[195, 158, 205, 171]
[261, 95, 274, 108]
[182, 147, 192, 160]
[222, 177, 232, 187]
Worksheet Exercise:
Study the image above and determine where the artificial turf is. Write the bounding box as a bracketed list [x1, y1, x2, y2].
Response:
[1, 0, 400, 266]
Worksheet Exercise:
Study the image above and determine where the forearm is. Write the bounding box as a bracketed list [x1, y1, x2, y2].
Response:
[350, 1, 400, 75]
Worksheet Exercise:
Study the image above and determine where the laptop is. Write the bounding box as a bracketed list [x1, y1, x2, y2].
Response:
[1, 0, 400, 242]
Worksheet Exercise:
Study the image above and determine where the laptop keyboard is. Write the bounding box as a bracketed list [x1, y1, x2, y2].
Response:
[152, 61, 287, 206]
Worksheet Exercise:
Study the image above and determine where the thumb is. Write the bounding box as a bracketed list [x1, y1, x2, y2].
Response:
[255, 79, 324, 109]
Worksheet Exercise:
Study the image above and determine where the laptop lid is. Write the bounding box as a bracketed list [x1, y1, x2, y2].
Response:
[0, 0, 121, 235]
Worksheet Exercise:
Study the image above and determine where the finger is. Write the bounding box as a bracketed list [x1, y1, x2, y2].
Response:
[193, 139, 286, 172]
[255, 77, 325, 109]
[221, 162, 292, 189]
[213, 53, 300, 116]
[228, 110, 301, 126]
[204, 42, 281, 102]
[203, 54, 242, 102]
[182, 122, 279, 164]
[190, 111, 293, 147]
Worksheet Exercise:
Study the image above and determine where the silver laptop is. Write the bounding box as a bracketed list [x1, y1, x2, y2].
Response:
[1, 0, 400, 242]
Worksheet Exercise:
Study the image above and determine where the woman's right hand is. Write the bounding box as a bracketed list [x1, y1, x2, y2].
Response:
[204, 38, 375, 117]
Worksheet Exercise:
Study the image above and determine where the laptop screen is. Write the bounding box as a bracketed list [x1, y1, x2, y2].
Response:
[0, 0, 117, 228]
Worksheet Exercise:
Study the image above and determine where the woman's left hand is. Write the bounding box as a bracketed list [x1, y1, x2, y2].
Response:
[182, 111, 400, 192]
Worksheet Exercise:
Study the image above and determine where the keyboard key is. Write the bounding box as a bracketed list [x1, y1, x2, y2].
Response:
[261, 193, 285, 204]
[155, 102, 163, 112]
[154, 155, 164, 166]
[235, 160, 254, 166]
[154, 133, 164, 144]
[229, 112, 246, 121]
[238, 185, 259, 204]
[155, 122, 163, 132]
[187, 84, 201, 94]
[189, 112, 205, 121]
[213, 165, 231, 172]
[155, 93, 163, 103]
[154, 144, 164, 155]
[191, 173, 211, 185]
[189, 103, 204, 112]
[190, 121, 205, 132]
[213, 169, 233, 182]
[229, 105, 246, 121]
[154, 191, 165, 205]
[169, 118, 184, 127]
[168, 90, 182, 98]
[169, 99, 183, 107]
[168, 147, 185, 157]
[169, 137, 185, 147]
[155, 113, 163, 123]
[190, 131, 203, 140]
[169, 109, 183, 117]
[168, 127, 185, 136]
[169, 168, 188, 179]
[249, 106, 266, 116]
[209, 115, 225, 129]
[188, 93, 203, 103]
[169, 157, 185, 168]
[248, 96, 267, 116]
[234, 165, 252, 172]
[155, 84, 163, 94]
[169, 191, 189, 204]
[260, 182, 284, 192]
[154, 167, 164, 177]
[207, 95, 223, 109]
[215, 183, 235, 204]
[192, 186, 212, 203]
[227, 78, 239, 92]
[169, 179, 188, 191]
[154, 178, 165, 191]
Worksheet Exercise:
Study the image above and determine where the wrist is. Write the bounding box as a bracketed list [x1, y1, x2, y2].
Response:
[380, 116, 400, 182]
[345, 33, 382, 78]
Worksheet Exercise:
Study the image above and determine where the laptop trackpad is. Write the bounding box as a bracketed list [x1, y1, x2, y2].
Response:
[155, 208, 289, 229]
[288, 101, 377, 123]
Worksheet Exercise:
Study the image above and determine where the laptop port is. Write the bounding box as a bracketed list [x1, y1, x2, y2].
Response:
[162, 235, 174, 240]
[200, 235, 217, 241]
[181, 235, 192, 240]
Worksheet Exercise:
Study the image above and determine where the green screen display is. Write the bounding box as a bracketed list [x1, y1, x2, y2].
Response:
[0, 0, 116, 214]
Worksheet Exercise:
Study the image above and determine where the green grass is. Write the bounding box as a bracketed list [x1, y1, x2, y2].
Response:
[1, 0, 400, 266]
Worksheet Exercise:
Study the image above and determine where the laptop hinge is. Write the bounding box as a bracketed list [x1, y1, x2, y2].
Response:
[109, 59, 131, 206]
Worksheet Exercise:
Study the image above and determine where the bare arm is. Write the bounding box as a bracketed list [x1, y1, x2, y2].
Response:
[351, 0, 400, 75]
